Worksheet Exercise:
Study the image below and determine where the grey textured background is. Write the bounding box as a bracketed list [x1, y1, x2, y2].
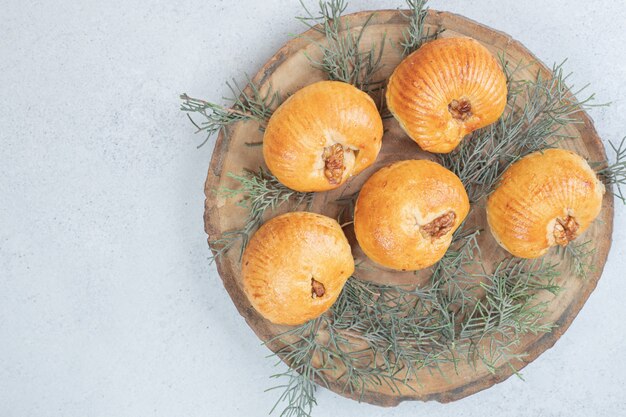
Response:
[1, 1, 625, 416]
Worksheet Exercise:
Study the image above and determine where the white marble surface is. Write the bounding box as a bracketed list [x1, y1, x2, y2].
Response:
[1, 1, 625, 416]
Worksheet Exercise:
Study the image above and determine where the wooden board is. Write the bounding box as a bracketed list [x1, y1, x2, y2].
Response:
[203, 9, 614, 406]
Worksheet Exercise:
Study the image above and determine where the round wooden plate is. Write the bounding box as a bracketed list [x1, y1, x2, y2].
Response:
[204, 9, 613, 406]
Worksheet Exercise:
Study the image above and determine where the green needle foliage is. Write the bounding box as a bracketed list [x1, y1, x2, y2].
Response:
[297, 0, 386, 91]
[267, 235, 562, 416]
[597, 136, 626, 204]
[208, 169, 313, 262]
[180, 76, 279, 148]
[399, 0, 443, 56]
[556, 239, 596, 279]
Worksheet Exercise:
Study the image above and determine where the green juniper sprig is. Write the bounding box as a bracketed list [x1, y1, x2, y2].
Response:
[268, 369, 317, 417]
[267, 309, 408, 417]
[208, 168, 313, 263]
[556, 239, 596, 279]
[266, 319, 322, 417]
[460, 258, 560, 370]
[297, 0, 386, 91]
[180, 76, 279, 148]
[399, 0, 442, 56]
[597, 136, 626, 204]
[267, 247, 561, 416]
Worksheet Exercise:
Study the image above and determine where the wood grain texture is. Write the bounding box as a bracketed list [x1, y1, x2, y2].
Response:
[203, 9, 614, 406]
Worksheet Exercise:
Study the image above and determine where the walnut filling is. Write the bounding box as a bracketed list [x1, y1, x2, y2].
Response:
[421, 211, 456, 239]
[554, 215, 579, 246]
[448, 98, 473, 121]
[323, 143, 346, 185]
[311, 278, 326, 299]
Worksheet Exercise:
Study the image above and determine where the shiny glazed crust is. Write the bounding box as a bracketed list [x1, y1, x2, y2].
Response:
[486, 149, 605, 258]
[263, 81, 384, 192]
[386, 37, 507, 153]
[242, 212, 354, 325]
[353, 160, 470, 271]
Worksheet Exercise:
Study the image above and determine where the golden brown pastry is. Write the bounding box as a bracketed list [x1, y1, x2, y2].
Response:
[263, 81, 384, 192]
[386, 37, 507, 153]
[242, 212, 354, 325]
[354, 160, 470, 271]
[486, 149, 605, 259]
